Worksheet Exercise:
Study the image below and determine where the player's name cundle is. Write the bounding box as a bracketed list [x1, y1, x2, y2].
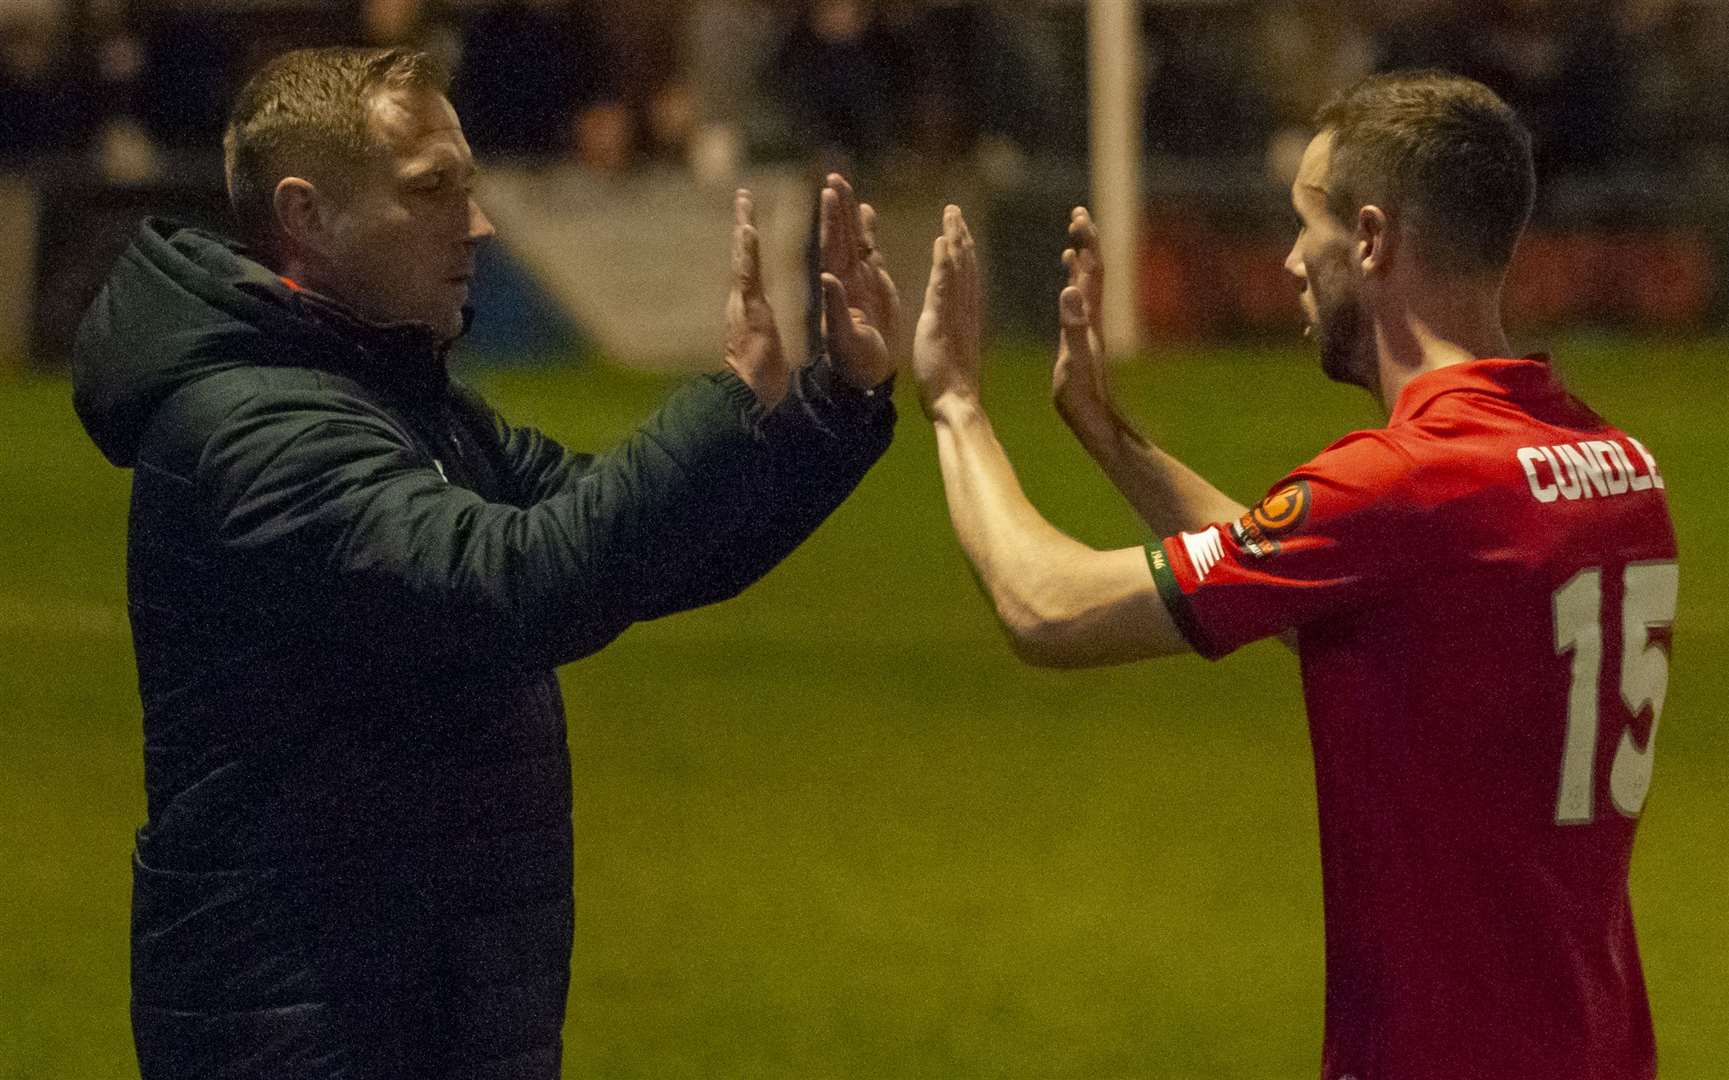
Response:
[1517, 437, 1664, 504]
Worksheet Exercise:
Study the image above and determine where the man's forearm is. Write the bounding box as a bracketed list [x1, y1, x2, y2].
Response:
[636, 360, 895, 617]
[1081, 408, 1248, 536]
[932, 397, 1073, 636]
[929, 397, 1187, 666]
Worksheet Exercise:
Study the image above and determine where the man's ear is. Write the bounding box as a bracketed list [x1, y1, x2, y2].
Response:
[1357, 204, 1392, 276]
[272, 177, 325, 259]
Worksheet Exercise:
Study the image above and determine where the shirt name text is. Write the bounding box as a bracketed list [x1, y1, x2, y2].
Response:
[1517, 437, 1664, 504]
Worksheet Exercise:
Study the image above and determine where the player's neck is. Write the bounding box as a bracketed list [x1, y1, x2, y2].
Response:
[1370, 278, 1512, 415]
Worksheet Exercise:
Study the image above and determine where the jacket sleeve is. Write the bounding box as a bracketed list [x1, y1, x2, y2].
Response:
[467, 359, 896, 619]
[195, 372, 788, 671]
[658, 357, 895, 615]
[449, 381, 595, 509]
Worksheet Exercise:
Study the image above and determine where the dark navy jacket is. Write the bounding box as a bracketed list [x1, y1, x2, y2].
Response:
[71, 220, 894, 1079]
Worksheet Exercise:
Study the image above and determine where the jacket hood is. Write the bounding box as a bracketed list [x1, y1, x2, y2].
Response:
[72, 219, 454, 467]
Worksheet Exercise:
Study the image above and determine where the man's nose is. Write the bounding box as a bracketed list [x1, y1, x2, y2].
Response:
[468, 199, 496, 243]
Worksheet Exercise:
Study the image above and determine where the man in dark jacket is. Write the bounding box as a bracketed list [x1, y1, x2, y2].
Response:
[71, 46, 898, 1079]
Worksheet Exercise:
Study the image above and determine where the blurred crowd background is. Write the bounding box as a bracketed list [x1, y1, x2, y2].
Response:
[4, 0, 1729, 365]
[6, 0, 1728, 189]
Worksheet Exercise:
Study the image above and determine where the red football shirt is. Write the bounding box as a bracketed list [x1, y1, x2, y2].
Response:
[1148, 358, 1677, 1080]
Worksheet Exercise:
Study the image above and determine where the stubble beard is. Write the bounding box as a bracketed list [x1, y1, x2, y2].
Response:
[1315, 289, 1369, 391]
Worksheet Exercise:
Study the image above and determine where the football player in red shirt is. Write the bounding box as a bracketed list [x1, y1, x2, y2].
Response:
[908, 71, 1675, 1080]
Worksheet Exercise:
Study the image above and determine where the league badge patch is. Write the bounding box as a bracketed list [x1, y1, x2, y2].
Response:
[1230, 479, 1311, 559]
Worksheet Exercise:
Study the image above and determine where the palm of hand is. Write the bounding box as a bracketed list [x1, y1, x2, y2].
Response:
[912, 205, 983, 411]
[833, 291, 891, 375]
[724, 190, 788, 409]
[725, 290, 782, 377]
[818, 176, 899, 391]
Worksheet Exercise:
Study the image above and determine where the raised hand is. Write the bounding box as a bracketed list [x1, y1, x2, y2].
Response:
[1051, 206, 1118, 447]
[912, 204, 983, 415]
[724, 189, 789, 409]
[817, 173, 899, 392]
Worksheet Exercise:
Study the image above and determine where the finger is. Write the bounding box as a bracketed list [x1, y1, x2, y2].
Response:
[1064, 211, 1103, 341]
[733, 222, 763, 298]
[819, 186, 852, 278]
[1059, 285, 1093, 361]
[828, 173, 864, 272]
[731, 193, 761, 286]
[1060, 285, 1089, 329]
[859, 202, 885, 267]
[923, 234, 949, 309]
[820, 271, 852, 346]
[734, 189, 767, 292]
[851, 189, 875, 266]
[830, 173, 862, 244]
[1064, 248, 1088, 296]
[1068, 206, 1095, 244]
[952, 208, 980, 314]
[949, 205, 975, 263]
[858, 200, 894, 317]
[851, 201, 897, 337]
[1072, 210, 1103, 277]
[942, 205, 967, 307]
[874, 261, 900, 325]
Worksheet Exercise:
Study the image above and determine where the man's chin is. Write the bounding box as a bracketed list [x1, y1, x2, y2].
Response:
[1318, 347, 1357, 386]
[445, 302, 475, 342]
[414, 302, 468, 342]
[1313, 299, 1367, 388]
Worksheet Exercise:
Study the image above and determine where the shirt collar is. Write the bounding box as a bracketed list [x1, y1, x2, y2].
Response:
[1389, 355, 1559, 425]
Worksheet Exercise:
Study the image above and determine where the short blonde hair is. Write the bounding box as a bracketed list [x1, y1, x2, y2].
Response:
[223, 47, 448, 254]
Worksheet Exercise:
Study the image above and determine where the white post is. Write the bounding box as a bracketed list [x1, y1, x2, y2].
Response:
[1087, 0, 1144, 359]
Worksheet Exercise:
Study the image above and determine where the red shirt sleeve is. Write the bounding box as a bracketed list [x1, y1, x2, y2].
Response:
[1148, 431, 1419, 659]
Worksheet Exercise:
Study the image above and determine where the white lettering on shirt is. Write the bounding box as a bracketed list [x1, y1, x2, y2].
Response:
[1627, 437, 1666, 489]
[1588, 440, 1630, 495]
[1556, 443, 1608, 497]
[1518, 447, 1558, 503]
[1540, 445, 1581, 500]
[1611, 441, 1652, 492]
[1517, 437, 1663, 503]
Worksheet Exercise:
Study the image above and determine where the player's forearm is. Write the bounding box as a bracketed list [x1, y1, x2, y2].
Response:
[929, 397, 1156, 667]
[1080, 409, 1247, 535]
[931, 396, 1063, 624]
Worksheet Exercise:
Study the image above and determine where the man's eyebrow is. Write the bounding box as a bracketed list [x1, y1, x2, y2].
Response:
[402, 157, 480, 181]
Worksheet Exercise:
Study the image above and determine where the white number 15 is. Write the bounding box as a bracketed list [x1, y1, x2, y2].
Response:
[1553, 561, 1678, 825]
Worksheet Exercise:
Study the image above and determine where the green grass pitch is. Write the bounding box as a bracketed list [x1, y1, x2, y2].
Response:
[1, 337, 1723, 1078]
